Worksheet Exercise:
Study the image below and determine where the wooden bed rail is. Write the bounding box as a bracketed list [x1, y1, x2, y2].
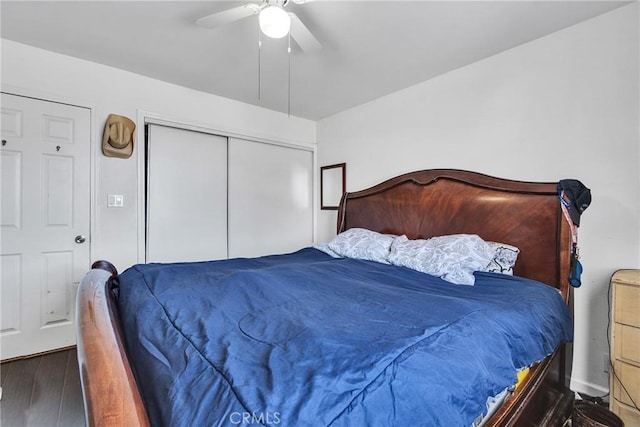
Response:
[484, 348, 573, 426]
[76, 261, 150, 427]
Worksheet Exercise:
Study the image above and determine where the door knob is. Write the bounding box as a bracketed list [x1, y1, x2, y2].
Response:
[75, 235, 87, 244]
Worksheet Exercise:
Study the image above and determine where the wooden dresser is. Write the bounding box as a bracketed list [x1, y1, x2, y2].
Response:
[610, 269, 640, 426]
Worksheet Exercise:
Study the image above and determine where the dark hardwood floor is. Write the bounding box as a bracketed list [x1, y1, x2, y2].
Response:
[0, 348, 85, 427]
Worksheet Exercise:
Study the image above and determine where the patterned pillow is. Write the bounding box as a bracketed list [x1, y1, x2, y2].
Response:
[388, 234, 496, 285]
[312, 242, 343, 258]
[484, 242, 520, 275]
[328, 228, 396, 264]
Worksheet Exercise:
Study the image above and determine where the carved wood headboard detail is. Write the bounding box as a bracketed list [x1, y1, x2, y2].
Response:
[337, 169, 572, 299]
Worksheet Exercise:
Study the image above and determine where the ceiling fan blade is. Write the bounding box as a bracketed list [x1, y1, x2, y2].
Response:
[196, 4, 261, 29]
[289, 12, 321, 52]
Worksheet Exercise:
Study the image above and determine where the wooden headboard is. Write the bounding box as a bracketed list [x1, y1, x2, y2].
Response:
[337, 169, 572, 300]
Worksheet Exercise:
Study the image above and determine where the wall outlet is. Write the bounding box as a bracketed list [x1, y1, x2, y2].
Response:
[603, 354, 610, 373]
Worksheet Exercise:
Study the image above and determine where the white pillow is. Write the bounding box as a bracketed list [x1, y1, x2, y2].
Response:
[327, 228, 395, 264]
[388, 234, 496, 285]
[484, 242, 520, 275]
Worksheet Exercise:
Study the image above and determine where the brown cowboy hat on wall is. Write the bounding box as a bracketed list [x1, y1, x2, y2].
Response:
[102, 114, 135, 158]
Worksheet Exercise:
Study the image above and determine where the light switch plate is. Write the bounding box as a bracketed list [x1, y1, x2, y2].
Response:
[108, 194, 124, 207]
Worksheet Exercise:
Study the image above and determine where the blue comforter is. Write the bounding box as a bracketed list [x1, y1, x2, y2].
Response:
[116, 248, 572, 427]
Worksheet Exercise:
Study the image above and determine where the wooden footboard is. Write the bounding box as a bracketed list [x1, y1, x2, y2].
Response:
[76, 261, 149, 427]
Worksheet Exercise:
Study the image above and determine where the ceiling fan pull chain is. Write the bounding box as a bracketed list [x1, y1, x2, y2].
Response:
[288, 32, 291, 117]
[258, 25, 262, 100]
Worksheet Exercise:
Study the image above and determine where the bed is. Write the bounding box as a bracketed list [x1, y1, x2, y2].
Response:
[77, 169, 576, 427]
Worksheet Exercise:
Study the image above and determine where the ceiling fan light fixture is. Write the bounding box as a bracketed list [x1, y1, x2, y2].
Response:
[259, 5, 291, 39]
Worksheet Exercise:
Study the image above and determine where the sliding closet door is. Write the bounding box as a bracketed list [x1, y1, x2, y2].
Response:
[228, 138, 313, 258]
[146, 124, 227, 263]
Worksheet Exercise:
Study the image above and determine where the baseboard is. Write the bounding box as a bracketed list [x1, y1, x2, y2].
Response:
[570, 377, 609, 397]
[0, 345, 77, 364]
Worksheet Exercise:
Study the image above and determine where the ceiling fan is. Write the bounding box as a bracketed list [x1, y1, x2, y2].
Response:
[196, 0, 321, 52]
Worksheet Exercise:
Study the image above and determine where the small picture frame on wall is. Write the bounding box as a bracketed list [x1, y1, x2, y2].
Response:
[321, 163, 346, 210]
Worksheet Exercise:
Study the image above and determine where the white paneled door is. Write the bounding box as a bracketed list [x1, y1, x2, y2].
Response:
[1, 93, 90, 360]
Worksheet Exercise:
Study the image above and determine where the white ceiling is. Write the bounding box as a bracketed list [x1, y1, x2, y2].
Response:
[1, 1, 629, 120]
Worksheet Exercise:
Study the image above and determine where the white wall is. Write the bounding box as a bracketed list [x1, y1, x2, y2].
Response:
[1, 39, 316, 272]
[317, 4, 639, 396]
